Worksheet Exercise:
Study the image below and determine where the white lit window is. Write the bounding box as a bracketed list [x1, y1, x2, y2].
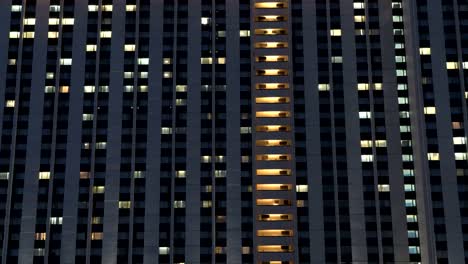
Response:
[125, 44, 136, 52]
[138, 58, 149, 65]
[453, 137, 466, 145]
[405, 199, 416, 207]
[403, 169, 414, 177]
[408, 230, 419, 238]
[296, 185, 308, 192]
[124, 72, 134, 79]
[357, 83, 369, 91]
[318, 83, 330, 91]
[60, 58, 72, 65]
[404, 184, 415, 192]
[133, 171, 145, 178]
[163, 58, 172, 64]
[102, 5, 113, 11]
[215, 170, 226, 178]
[406, 215, 418, 222]
[96, 142, 107, 149]
[174, 201, 186, 208]
[446, 62, 459, 70]
[353, 3, 365, 9]
[159, 247, 170, 255]
[395, 56, 406, 63]
[201, 58, 213, 64]
[400, 126, 411, 133]
[9, 32, 20, 39]
[38, 172, 50, 180]
[354, 16, 366, 22]
[455, 153, 467, 160]
[392, 15, 403, 22]
[161, 127, 172, 134]
[119, 201, 131, 209]
[240, 127, 251, 134]
[397, 84, 408, 90]
[402, 154, 413, 161]
[84, 86, 95, 93]
[50, 217, 63, 225]
[50, 5, 60, 12]
[330, 29, 342, 36]
[201, 17, 211, 25]
[396, 69, 407, 76]
[24, 18, 36, 25]
[217, 57, 226, 64]
[176, 85, 187, 92]
[331, 56, 342, 63]
[86, 45, 97, 52]
[359, 111, 372, 119]
[419, 48, 431, 55]
[62, 18, 74, 25]
[11, 5, 22, 12]
[48, 32, 59, 38]
[100, 31, 112, 38]
[361, 155, 373, 162]
[408, 246, 420, 254]
[23, 32, 35, 38]
[34, 248, 45, 256]
[377, 184, 390, 192]
[424, 106, 436, 115]
[5, 100, 15, 108]
[126, 5, 137, 11]
[175, 170, 186, 178]
[8, 59, 16, 65]
[82, 114, 94, 121]
[45, 86, 55, 93]
[0, 172, 10, 180]
[163, 72, 172, 78]
[88, 5, 99, 12]
[239, 30, 250, 37]
[201, 156, 211, 163]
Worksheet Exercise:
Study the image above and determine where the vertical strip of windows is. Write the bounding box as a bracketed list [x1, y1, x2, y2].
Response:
[252, 0, 296, 263]
[393, 1, 422, 262]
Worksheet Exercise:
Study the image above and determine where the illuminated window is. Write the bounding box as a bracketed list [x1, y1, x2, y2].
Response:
[257, 230, 293, 237]
[359, 111, 371, 119]
[239, 30, 250, 37]
[254, 2, 288, 8]
[424, 106, 436, 115]
[35, 233, 46, 240]
[256, 125, 291, 132]
[256, 154, 290, 161]
[138, 58, 149, 65]
[50, 217, 63, 225]
[8, 59, 16, 65]
[80, 172, 90, 179]
[22, 32, 34, 38]
[159, 247, 170, 255]
[256, 199, 291, 206]
[202, 201, 212, 208]
[91, 232, 103, 240]
[201, 57, 213, 64]
[175, 170, 186, 178]
[255, 42, 288, 49]
[318, 83, 330, 91]
[256, 169, 291, 176]
[404, 184, 415, 192]
[353, 2, 365, 8]
[255, 28, 286, 36]
[163, 72, 172, 78]
[296, 185, 308, 192]
[126, 5, 137, 11]
[48, 32, 59, 38]
[257, 245, 293, 253]
[38, 172, 50, 180]
[331, 56, 342, 63]
[405, 199, 417, 207]
[11, 5, 22, 12]
[5, 100, 15, 108]
[427, 152, 440, 160]
[93, 186, 105, 193]
[102, 5, 113, 11]
[419, 48, 431, 55]
[88, 5, 99, 12]
[256, 83, 289, 89]
[84, 86, 95, 93]
[354, 16, 366, 22]
[453, 137, 466, 145]
[24, 18, 36, 25]
[174, 201, 186, 208]
[361, 155, 373, 162]
[92, 217, 102, 224]
[407, 215, 418, 222]
[119, 201, 131, 209]
[257, 184, 291, 191]
[62, 18, 74, 25]
[60, 58, 72, 65]
[86, 45, 97, 52]
[217, 57, 226, 64]
[256, 111, 290, 118]
[446, 62, 459, 69]
[0, 172, 9, 180]
[201, 17, 211, 25]
[9, 32, 20, 38]
[330, 29, 342, 36]
[257, 214, 292, 221]
[255, 97, 289, 104]
[377, 184, 390, 192]
[455, 153, 467, 160]
[100, 31, 112, 38]
[96, 142, 107, 149]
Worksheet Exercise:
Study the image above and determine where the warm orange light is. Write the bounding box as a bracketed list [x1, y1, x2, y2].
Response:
[257, 214, 293, 221]
[256, 184, 292, 191]
[256, 169, 291, 176]
[257, 245, 293, 253]
[256, 111, 290, 118]
[256, 125, 291, 132]
[257, 229, 293, 237]
[255, 97, 290, 104]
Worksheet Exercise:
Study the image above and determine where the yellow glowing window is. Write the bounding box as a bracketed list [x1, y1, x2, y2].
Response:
[256, 169, 291, 176]
[374, 83, 383, 90]
[60, 58, 72, 65]
[357, 83, 369, 90]
[256, 56, 288, 62]
[35, 233, 46, 240]
[24, 18, 36, 25]
[455, 153, 467, 160]
[88, 5, 99, 12]
[424, 106, 436, 115]
[119, 201, 131, 209]
[296, 185, 308, 192]
[256, 111, 290, 118]
[62, 18, 74, 25]
[92, 217, 102, 224]
[126, 5, 137, 11]
[8, 59, 16, 65]
[5, 100, 15, 108]
[202, 201, 212, 208]
[255, 28, 287, 35]
[215, 247, 225, 254]
[256, 184, 292, 191]
[48, 32, 59, 38]
[256, 199, 291, 206]
[256, 69, 288, 76]
[419, 48, 431, 55]
[239, 30, 250, 37]
[163, 72, 172, 78]
[138, 58, 149, 65]
[427, 153, 439, 161]
[217, 57, 226, 64]
[256, 83, 289, 89]
[59, 86, 69, 93]
[378, 184, 390, 192]
[256, 125, 291, 132]
[254, 2, 288, 8]
[9, 32, 20, 39]
[201, 57, 213, 64]
[354, 16, 366, 22]
[257, 214, 292, 221]
[256, 97, 290, 104]
[255, 42, 288, 49]
[11, 5, 22, 12]
[91, 232, 103, 240]
[318, 83, 330, 91]
[23, 32, 35, 38]
[100, 31, 112, 38]
[330, 29, 342, 36]
[102, 5, 113, 11]
[124, 44, 136, 52]
[257, 230, 293, 237]
[38, 172, 50, 180]
[256, 140, 290, 147]
[80, 172, 90, 179]
[453, 137, 466, 145]
[86, 45, 97, 52]
[93, 186, 105, 193]
[447, 62, 459, 69]
[360, 140, 372, 148]
[257, 245, 293, 253]
[256, 154, 290, 161]
[375, 140, 387, 147]
[256, 15, 287, 22]
[354, 3, 365, 9]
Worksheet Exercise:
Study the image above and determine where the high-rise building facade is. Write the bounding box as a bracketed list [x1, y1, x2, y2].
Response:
[0, 0, 468, 263]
